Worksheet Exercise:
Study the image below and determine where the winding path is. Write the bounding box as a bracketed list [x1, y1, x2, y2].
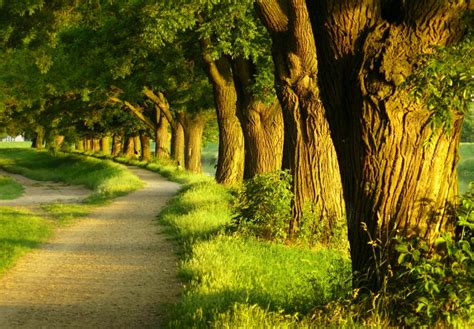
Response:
[0, 167, 181, 328]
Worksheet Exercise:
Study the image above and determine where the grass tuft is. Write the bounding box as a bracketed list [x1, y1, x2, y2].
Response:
[0, 207, 51, 273]
[0, 175, 24, 200]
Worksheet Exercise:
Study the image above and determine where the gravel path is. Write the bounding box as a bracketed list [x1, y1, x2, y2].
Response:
[0, 167, 181, 328]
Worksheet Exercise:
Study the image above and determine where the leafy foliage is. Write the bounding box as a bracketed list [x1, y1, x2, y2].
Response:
[233, 171, 293, 242]
[406, 28, 473, 131]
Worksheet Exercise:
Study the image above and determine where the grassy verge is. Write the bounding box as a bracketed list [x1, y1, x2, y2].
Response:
[147, 167, 351, 328]
[0, 175, 24, 200]
[0, 207, 51, 274]
[0, 148, 144, 203]
[0, 141, 32, 149]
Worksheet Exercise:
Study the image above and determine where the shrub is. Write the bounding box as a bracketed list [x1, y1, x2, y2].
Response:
[233, 171, 293, 241]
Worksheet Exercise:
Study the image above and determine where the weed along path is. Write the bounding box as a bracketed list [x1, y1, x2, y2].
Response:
[0, 167, 181, 328]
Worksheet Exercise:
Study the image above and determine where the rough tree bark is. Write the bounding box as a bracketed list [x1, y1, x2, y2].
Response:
[307, 0, 469, 288]
[100, 136, 110, 155]
[201, 40, 245, 186]
[32, 126, 45, 149]
[139, 132, 151, 162]
[92, 138, 100, 152]
[155, 112, 171, 158]
[171, 112, 186, 167]
[75, 140, 84, 152]
[233, 57, 284, 179]
[123, 136, 135, 159]
[255, 0, 345, 238]
[111, 134, 123, 156]
[183, 112, 206, 173]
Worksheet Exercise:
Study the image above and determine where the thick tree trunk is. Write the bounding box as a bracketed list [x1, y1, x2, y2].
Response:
[133, 136, 141, 156]
[155, 114, 171, 158]
[100, 136, 110, 155]
[75, 140, 84, 152]
[111, 135, 123, 156]
[184, 113, 206, 173]
[92, 139, 100, 152]
[232, 58, 284, 178]
[201, 41, 245, 185]
[171, 112, 186, 167]
[32, 127, 45, 149]
[308, 0, 468, 289]
[83, 138, 90, 152]
[140, 133, 151, 162]
[123, 136, 135, 159]
[241, 100, 283, 179]
[256, 0, 345, 238]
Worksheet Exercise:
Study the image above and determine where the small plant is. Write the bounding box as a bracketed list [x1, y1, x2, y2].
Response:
[233, 170, 292, 242]
[347, 188, 474, 327]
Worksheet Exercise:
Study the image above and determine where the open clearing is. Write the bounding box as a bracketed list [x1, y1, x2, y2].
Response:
[0, 167, 181, 328]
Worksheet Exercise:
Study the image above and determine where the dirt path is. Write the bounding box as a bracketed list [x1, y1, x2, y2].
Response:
[0, 167, 181, 328]
[0, 169, 91, 206]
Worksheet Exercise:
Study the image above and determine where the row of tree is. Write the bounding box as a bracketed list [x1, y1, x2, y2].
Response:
[0, 0, 472, 290]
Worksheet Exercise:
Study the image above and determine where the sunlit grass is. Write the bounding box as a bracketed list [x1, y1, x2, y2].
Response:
[0, 148, 144, 203]
[0, 175, 23, 200]
[0, 142, 32, 149]
[40, 203, 91, 225]
[0, 207, 51, 273]
[155, 170, 351, 328]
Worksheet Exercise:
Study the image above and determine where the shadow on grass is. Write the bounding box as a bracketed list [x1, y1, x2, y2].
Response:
[0, 238, 41, 249]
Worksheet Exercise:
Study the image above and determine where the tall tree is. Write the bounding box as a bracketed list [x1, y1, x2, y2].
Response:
[306, 0, 472, 288]
[255, 0, 345, 237]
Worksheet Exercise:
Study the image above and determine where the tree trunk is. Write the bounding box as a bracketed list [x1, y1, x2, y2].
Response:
[256, 0, 345, 239]
[184, 112, 206, 173]
[307, 0, 468, 289]
[75, 140, 84, 152]
[155, 113, 171, 158]
[92, 138, 100, 152]
[133, 135, 141, 156]
[32, 127, 45, 149]
[201, 43, 244, 185]
[140, 133, 151, 162]
[123, 136, 135, 159]
[171, 112, 186, 167]
[111, 135, 123, 156]
[232, 57, 284, 178]
[100, 136, 110, 155]
[200, 37, 244, 184]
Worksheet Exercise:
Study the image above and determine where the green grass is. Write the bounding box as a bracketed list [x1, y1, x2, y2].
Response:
[0, 141, 32, 149]
[155, 170, 351, 328]
[0, 175, 24, 200]
[459, 143, 474, 194]
[0, 207, 51, 273]
[0, 148, 144, 203]
[40, 203, 91, 224]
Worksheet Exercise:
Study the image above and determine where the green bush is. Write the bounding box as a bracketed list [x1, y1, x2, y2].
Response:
[233, 171, 293, 241]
